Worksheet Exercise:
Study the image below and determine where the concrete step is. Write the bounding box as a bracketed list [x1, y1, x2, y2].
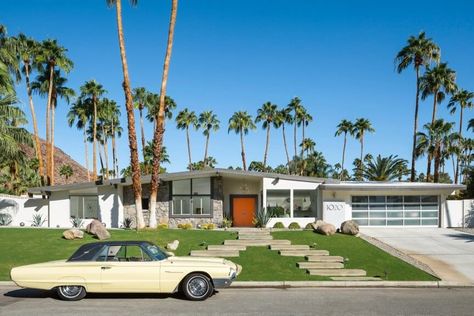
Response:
[305, 255, 344, 263]
[330, 277, 382, 281]
[297, 262, 344, 269]
[235, 229, 270, 234]
[190, 250, 240, 257]
[308, 269, 367, 276]
[238, 235, 273, 240]
[279, 250, 329, 257]
[225, 239, 291, 246]
[207, 245, 247, 251]
[270, 245, 310, 251]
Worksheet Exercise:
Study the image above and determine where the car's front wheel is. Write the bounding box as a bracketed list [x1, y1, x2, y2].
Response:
[56, 285, 87, 301]
[181, 273, 214, 301]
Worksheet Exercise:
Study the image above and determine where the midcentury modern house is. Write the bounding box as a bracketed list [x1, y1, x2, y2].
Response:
[16, 168, 466, 229]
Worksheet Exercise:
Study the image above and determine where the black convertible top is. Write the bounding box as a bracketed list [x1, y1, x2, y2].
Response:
[67, 241, 154, 262]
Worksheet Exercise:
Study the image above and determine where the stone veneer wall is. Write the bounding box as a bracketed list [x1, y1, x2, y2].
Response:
[122, 177, 224, 228]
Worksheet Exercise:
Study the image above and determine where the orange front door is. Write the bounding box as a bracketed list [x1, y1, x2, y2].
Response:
[232, 196, 257, 227]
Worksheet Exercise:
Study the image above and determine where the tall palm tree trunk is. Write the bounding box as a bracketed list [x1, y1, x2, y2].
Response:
[50, 100, 56, 185]
[282, 124, 290, 173]
[102, 126, 109, 180]
[83, 128, 90, 181]
[263, 125, 270, 169]
[45, 65, 55, 185]
[293, 116, 297, 159]
[433, 147, 441, 183]
[92, 97, 98, 180]
[240, 130, 247, 171]
[454, 108, 463, 184]
[204, 134, 209, 164]
[114, 0, 145, 229]
[410, 68, 420, 182]
[150, 0, 178, 229]
[24, 62, 44, 183]
[111, 122, 116, 178]
[139, 107, 146, 162]
[186, 127, 192, 170]
[359, 135, 364, 179]
[341, 133, 347, 180]
[426, 91, 439, 182]
[98, 144, 105, 176]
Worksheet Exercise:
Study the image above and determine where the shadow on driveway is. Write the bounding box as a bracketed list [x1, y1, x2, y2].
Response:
[445, 234, 474, 243]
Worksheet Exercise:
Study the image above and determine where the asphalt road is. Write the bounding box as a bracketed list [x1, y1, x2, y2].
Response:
[0, 286, 473, 316]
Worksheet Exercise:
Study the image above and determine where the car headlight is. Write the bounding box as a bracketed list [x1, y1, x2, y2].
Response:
[229, 268, 236, 278]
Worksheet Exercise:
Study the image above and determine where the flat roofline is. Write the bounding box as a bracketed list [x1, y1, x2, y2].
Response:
[320, 182, 466, 192]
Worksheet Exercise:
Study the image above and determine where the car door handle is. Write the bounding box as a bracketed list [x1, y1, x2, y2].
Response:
[101, 266, 112, 270]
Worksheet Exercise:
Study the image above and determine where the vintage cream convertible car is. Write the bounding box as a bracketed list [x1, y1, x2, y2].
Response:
[10, 241, 241, 301]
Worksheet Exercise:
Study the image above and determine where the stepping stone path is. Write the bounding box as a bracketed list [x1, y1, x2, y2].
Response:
[189, 228, 378, 280]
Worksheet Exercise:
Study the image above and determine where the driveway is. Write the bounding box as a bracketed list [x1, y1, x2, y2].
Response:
[361, 228, 474, 283]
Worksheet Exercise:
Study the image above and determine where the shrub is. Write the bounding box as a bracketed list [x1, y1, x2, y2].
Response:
[268, 206, 286, 218]
[157, 223, 168, 229]
[0, 213, 12, 226]
[288, 222, 301, 229]
[178, 223, 192, 230]
[122, 217, 133, 229]
[252, 209, 270, 228]
[31, 213, 46, 227]
[304, 223, 314, 230]
[273, 222, 285, 229]
[202, 223, 215, 230]
[222, 217, 232, 228]
[70, 217, 84, 228]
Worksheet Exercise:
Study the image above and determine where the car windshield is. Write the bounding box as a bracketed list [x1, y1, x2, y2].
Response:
[144, 243, 169, 261]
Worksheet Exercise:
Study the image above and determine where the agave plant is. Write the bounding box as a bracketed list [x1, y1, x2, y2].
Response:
[122, 217, 133, 229]
[0, 213, 12, 226]
[70, 217, 84, 228]
[252, 208, 271, 228]
[31, 213, 46, 227]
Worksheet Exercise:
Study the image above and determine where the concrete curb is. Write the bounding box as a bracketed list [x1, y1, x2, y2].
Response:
[230, 281, 474, 288]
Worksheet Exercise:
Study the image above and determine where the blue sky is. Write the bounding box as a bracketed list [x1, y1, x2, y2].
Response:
[2, 0, 474, 175]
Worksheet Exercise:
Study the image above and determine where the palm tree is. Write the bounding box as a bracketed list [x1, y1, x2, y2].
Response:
[97, 98, 119, 179]
[67, 97, 92, 181]
[13, 34, 44, 182]
[198, 111, 220, 165]
[79, 80, 106, 181]
[59, 164, 73, 183]
[300, 138, 316, 158]
[363, 155, 408, 181]
[273, 107, 293, 172]
[353, 118, 375, 179]
[417, 120, 454, 182]
[468, 119, 474, 132]
[228, 111, 256, 171]
[107, 0, 144, 229]
[35, 39, 73, 185]
[305, 151, 333, 178]
[395, 32, 440, 182]
[32, 68, 74, 185]
[255, 102, 278, 169]
[288, 97, 303, 158]
[0, 25, 18, 95]
[448, 89, 474, 183]
[146, 94, 177, 129]
[176, 109, 198, 170]
[335, 119, 354, 180]
[297, 107, 313, 161]
[132, 87, 150, 162]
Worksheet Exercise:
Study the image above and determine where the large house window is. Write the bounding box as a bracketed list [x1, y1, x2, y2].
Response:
[171, 178, 211, 216]
[70, 196, 99, 219]
[351, 195, 439, 226]
[293, 190, 314, 217]
[266, 190, 291, 217]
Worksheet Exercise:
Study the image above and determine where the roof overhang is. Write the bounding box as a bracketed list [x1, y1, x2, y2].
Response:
[320, 182, 466, 192]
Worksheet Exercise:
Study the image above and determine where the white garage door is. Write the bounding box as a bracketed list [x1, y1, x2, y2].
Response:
[351, 195, 439, 226]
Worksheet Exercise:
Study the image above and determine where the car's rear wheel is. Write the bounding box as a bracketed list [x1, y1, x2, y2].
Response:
[181, 273, 214, 301]
[56, 285, 86, 301]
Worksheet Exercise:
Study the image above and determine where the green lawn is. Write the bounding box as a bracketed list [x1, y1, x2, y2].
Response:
[0, 228, 437, 281]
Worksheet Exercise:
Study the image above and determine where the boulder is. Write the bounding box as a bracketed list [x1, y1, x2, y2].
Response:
[340, 220, 359, 236]
[86, 219, 111, 240]
[63, 229, 84, 240]
[311, 219, 326, 231]
[316, 223, 336, 236]
[167, 240, 179, 251]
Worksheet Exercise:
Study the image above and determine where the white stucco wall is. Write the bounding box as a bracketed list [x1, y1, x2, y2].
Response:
[445, 199, 474, 228]
[49, 191, 71, 228]
[97, 185, 123, 228]
[0, 194, 48, 227]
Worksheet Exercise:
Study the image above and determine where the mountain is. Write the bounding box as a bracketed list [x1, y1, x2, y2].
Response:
[21, 138, 90, 185]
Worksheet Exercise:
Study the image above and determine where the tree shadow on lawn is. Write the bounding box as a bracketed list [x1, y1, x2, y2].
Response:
[4, 288, 189, 301]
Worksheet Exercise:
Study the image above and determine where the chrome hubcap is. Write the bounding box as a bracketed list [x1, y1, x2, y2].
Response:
[60, 286, 81, 298]
[187, 277, 208, 298]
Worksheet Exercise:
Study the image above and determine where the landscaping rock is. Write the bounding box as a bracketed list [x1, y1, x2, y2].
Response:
[86, 219, 110, 240]
[311, 219, 326, 231]
[167, 240, 179, 251]
[63, 229, 84, 240]
[340, 220, 359, 236]
[316, 223, 336, 236]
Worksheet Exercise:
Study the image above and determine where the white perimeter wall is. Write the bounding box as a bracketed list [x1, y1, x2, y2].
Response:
[0, 194, 48, 227]
[98, 185, 123, 228]
[445, 199, 474, 228]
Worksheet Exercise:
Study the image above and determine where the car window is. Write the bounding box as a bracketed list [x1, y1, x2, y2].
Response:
[144, 244, 169, 261]
[103, 245, 152, 262]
